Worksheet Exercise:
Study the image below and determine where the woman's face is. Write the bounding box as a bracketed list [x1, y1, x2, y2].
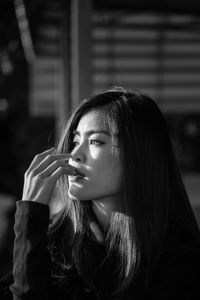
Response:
[68, 110, 123, 203]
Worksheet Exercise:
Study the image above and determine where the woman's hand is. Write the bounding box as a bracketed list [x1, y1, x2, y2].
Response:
[22, 147, 76, 206]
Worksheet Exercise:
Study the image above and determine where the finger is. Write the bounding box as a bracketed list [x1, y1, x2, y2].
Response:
[48, 166, 71, 185]
[39, 160, 76, 178]
[27, 147, 56, 171]
[31, 153, 72, 176]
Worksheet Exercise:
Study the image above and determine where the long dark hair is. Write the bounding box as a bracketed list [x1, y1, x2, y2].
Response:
[49, 88, 200, 296]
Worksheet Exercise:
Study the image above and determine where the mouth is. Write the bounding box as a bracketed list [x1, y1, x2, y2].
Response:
[74, 169, 85, 177]
[68, 169, 85, 181]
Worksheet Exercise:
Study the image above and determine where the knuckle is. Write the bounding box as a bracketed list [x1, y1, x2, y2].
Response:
[46, 154, 54, 163]
[30, 169, 36, 177]
[24, 170, 29, 178]
[25, 165, 34, 176]
[36, 173, 44, 181]
[52, 160, 60, 168]
[34, 153, 41, 160]
[55, 160, 61, 166]
[57, 166, 64, 175]
[30, 169, 39, 179]
[25, 167, 30, 175]
[53, 166, 63, 177]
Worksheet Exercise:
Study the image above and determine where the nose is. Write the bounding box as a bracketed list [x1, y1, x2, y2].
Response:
[71, 145, 86, 164]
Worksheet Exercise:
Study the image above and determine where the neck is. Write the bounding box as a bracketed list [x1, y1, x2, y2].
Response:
[92, 194, 122, 230]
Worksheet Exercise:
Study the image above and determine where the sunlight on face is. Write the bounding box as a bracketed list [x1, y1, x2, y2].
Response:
[68, 110, 123, 207]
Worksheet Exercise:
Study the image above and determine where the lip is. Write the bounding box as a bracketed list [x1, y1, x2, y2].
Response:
[68, 168, 86, 179]
[68, 174, 85, 182]
[74, 169, 85, 177]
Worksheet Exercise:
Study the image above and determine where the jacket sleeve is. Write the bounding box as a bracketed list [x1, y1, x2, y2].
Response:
[10, 201, 57, 300]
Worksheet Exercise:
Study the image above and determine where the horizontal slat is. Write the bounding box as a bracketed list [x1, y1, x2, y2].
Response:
[161, 88, 200, 97]
[35, 43, 61, 56]
[93, 73, 158, 84]
[161, 103, 200, 113]
[93, 58, 200, 70]
[92, 43, 200, 55]
[92, 29, 159, 39]
[93, 53, 200, 61]
[30, 103, 56, 116]
[92, 13, 197, 28]
[92, 13, 160, 24]
[93, 43, 157, 53]
[93, 72, 200, 85]
[31, 58, 62, 72]
[30, 87, 61, 98]
[37, 26, 61, 40]
[162, 74, 200, 84]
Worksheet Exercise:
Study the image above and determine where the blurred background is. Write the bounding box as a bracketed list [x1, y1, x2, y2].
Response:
[0, 0, 200, 277]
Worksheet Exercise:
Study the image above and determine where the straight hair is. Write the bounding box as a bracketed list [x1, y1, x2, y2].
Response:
[48, 88, 200, 297]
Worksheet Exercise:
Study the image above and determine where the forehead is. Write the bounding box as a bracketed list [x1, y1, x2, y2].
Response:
[76, 110, 109, 131]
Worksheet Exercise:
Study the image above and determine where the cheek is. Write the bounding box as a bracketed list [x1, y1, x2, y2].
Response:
[111, 160, 123, 185]
[95, 154, 122, 185]
[108, 149, 122, 173]
[89, 148, 103, 160]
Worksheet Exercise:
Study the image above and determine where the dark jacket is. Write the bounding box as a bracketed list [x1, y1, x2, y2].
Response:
[1, 200, 200, 300]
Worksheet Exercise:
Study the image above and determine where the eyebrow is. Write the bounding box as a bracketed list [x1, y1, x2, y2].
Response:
[73, 130, 110, 137]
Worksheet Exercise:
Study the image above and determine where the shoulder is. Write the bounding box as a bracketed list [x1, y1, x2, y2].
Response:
[149, 247, 200, 300]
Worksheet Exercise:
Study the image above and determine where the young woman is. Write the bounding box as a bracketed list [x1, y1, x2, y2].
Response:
[3, 88, 200, 299]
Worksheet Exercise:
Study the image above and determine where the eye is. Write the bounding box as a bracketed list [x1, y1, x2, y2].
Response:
[89, 139, 105, 146]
